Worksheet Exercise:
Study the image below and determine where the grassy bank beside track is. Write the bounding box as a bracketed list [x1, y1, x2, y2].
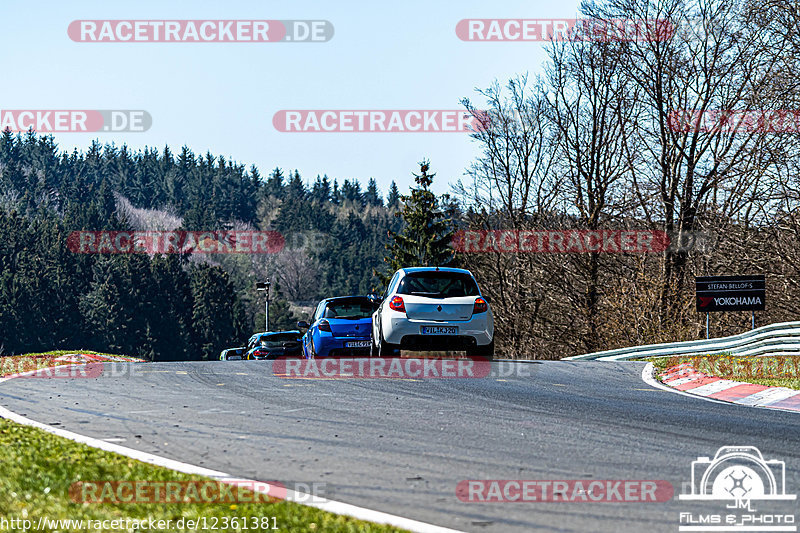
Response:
[646, 354, 800, 390]
[0, 352, 408, 533]
[0, 350, 140, 376]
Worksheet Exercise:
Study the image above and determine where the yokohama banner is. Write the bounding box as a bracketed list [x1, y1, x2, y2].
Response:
[695, 275, 765, 312]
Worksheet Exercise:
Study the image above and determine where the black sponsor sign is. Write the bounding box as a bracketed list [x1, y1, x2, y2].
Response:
[695, 275, 765, 312]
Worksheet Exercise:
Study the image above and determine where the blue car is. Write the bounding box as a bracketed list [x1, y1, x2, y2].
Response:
[298, 296, 375, 358]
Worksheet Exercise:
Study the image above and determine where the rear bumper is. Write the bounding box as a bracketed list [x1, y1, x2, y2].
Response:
[251, 348, 302, 360]
[382, 313, 493, 347]
[314, 336, 372, 358]
[399, 335, 480, 350]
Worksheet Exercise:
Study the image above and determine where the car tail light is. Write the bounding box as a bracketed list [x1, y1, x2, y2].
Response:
[389, 296, 406, 313]
[473, 297, 488, 314]
[319, 319, 332, 332]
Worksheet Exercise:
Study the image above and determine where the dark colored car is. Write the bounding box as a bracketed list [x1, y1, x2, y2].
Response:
[245, 331, 303, 360]
[219, 347, 246, 361]
[298, 296, 375, 358]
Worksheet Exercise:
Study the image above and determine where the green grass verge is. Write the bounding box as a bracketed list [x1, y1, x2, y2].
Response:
[645, 354, 800, 390]
[1, 350, 142, 377]
[0, 353, 409, 533]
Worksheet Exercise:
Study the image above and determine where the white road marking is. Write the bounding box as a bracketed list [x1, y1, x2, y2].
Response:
[664, 376, 702, 386]
[735, 388, 800, 407]
[687, 380, 743, 396]
[0, 363, 466, 533]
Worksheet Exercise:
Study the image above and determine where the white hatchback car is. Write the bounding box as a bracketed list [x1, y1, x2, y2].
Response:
[371, 267, 494, 358]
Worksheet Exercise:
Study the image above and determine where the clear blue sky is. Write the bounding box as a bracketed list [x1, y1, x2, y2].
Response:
[1, 0, 581, 196]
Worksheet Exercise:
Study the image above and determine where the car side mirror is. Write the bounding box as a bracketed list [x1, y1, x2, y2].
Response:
[367, 292, 383, 307]
[297, 321, 310, 329]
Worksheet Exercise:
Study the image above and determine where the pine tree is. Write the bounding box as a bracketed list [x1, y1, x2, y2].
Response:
[286, 170, 307, 202]
[386, 181, 400, 209]
[380, 160, 454, 283]
[266, 167, 285, 199]
[365, 178, 383, 207]
[189, 264, 239, 361]
[341, 179, 363, 206]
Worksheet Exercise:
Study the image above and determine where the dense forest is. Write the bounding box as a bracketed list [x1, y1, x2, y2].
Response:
[0, 131, 403, 360]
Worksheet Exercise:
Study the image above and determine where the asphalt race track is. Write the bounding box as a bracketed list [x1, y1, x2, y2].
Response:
[2, 360, 800, 532]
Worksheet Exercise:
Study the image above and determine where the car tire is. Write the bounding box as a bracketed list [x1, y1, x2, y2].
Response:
[467, 339, 495, 360]
[377, 330, 397, 357]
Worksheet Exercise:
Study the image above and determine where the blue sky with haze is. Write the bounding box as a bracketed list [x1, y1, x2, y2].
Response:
[1, 0, 582, 196]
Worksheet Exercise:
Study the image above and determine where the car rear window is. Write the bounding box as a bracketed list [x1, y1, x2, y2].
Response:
[259, 333, 299, 346]
[397, 272, 480, 298]
[323, 298, 373, 319]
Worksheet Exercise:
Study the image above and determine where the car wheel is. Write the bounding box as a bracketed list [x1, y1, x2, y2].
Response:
[467, 339, 495, 360]
[377, 329, 397, 357]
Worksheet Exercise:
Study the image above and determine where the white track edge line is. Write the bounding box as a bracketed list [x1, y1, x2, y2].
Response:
[0, 363, 465, 533]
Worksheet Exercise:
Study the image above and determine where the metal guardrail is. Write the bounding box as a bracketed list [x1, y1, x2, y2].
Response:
[562, 321, 800, 361]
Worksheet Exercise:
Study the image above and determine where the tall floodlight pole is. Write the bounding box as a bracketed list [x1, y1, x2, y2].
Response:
[256, 280, 271, 331]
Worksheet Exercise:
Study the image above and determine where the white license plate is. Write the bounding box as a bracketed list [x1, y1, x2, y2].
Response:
[345, 341, 371, 348]
[421, 326, 458, 335]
